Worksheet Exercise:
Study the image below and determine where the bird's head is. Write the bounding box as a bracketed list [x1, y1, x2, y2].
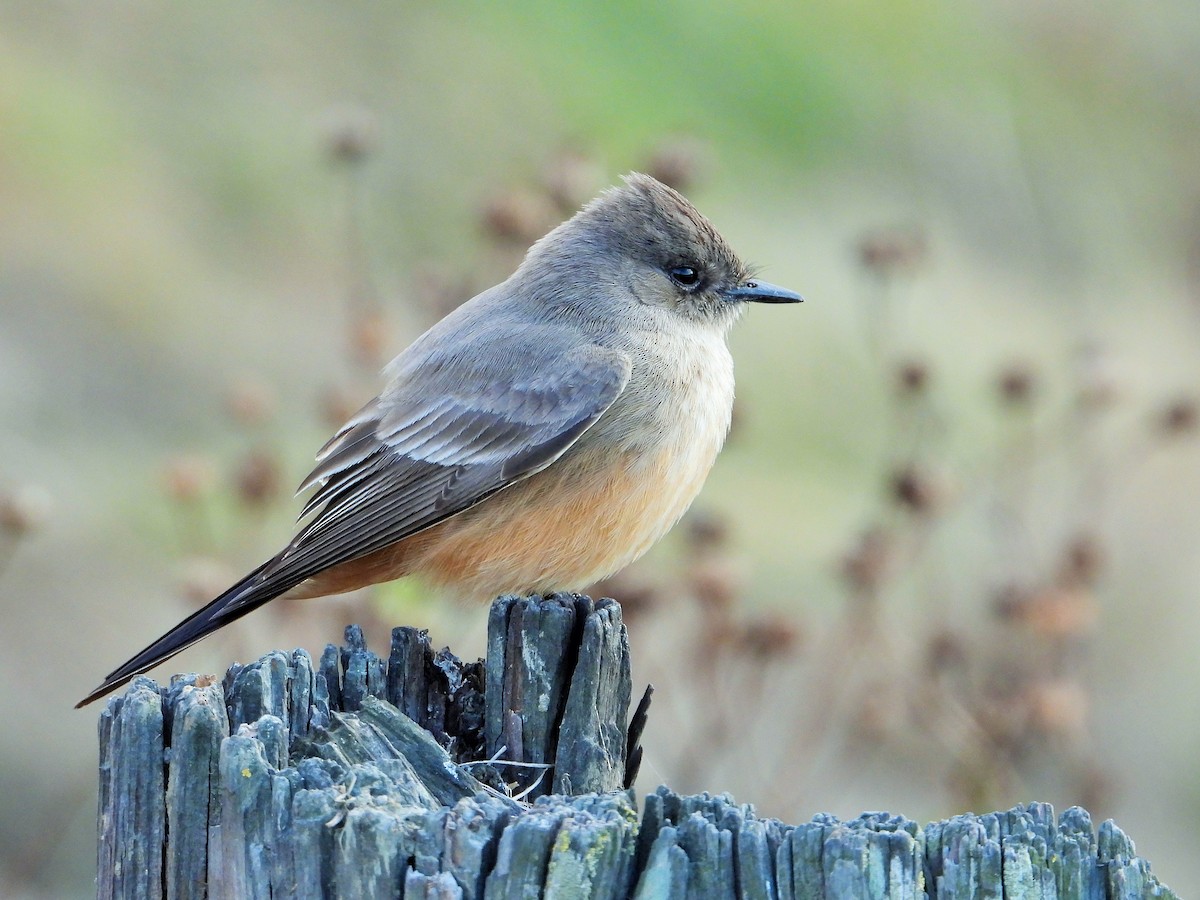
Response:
[522, 172, 802, 328]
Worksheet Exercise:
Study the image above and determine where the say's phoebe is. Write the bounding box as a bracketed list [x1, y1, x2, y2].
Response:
[78, 173, 801, 707]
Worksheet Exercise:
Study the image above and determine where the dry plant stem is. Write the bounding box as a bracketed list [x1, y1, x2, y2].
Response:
[338, 147, 386, 378]
[861, 275, 896, 361]
[644, 594, 736, 792]
[723, 651, 788, 760]
[0, 536, 16, 577]
[800, 624, 909, 785]
[922, 678, 1026, 811]
[724, 666, 777, 787]
[893, 397, 1089, 534]
[741, 655, 822, 812]
[890, 390, 943, 469]
[1066, 403, 1113, 529]
[770, 612, 878, 790]
[672, 635, 737, 790]
[991, 404, 1041, 570]
[703, 650, 787, 785]
[340, 154, 373, 318]
[969, 391, 1185, 547]
[858, 391, 1135, 598]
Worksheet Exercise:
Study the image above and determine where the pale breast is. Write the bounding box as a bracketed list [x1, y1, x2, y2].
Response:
[409, 325, 737, 598]
[292, 325, 737, 603]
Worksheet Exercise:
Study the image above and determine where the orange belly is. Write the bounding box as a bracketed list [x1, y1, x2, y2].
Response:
[291, 440, 716, 602]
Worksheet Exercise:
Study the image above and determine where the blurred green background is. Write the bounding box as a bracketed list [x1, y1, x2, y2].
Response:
[3, 2, 1200, 896]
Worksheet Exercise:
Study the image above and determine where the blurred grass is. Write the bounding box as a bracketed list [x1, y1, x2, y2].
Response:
[2, 2, 1200, 896]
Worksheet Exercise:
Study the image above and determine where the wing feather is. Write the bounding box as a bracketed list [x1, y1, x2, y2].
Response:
[274, 343, 631, 584]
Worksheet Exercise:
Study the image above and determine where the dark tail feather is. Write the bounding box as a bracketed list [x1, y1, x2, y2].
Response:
[76, 560, 286, 708]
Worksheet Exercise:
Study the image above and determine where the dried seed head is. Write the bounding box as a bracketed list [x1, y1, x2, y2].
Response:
[738, 613, 802, 660]
[1026, 679, 1089, 739]
[1060, 533, 1105, 587]
[926, 630, 968, 675]
[991, 584, 1031, 622]
[162, 456, 216, 504]
[857, 229, 927, 278]
[1159, 397, 1198, 436]
[481, 189, 557, 245]
[322, 106, 378, 165]
[225, 379, 276, 428]
[684, 509, 730, 553]
[840, 526, 893, 593]
[896, 359, 931, 396]
[853, 684, 901, 741]
[889, 464, 940, 515]
[234, 450, 283, 509]
[976, 691, 1028, 750]
[698, 618, 738, 659]
[586, 572, 659, 623]
[997, 363, 1036, 405]
[1000, 585, 1097, 639]
[0, 485, 52, 538]
[645, 138, 707, 193]
[689, 558, 741, 617]
[1034, 586, 1098, 639]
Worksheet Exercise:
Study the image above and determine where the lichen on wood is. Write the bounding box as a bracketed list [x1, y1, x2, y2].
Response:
[93, 593, 1176, 899]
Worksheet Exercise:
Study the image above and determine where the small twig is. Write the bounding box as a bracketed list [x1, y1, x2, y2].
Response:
[324, 772, 359, 828]
[461, 759, 553, 772]
[512, 768, 549, 802]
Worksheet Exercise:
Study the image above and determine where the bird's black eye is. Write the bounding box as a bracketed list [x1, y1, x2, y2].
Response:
[668, 266, 700, 288]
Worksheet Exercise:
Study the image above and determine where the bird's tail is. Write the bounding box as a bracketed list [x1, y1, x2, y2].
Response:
[76, 559, 290, 708]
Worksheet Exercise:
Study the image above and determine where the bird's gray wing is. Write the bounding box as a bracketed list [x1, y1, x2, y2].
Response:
[270, 340, 632, 582]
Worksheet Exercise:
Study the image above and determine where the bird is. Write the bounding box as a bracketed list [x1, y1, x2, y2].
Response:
[78, 172, 802, 708]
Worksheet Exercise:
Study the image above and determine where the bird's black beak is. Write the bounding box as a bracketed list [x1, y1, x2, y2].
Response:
[722, 279, 804, 304]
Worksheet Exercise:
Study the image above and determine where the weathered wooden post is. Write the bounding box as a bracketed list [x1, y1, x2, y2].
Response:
[94, 592, 1177, 899]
